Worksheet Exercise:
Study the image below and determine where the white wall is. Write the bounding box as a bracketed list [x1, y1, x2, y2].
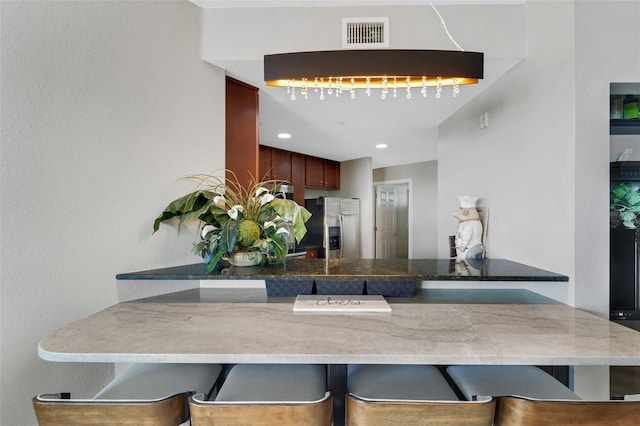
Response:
[0, 1, 225, 424]
[575, 0, 640, 317]
[373, 160, 438, 258]
[436, 0, 640, 315]
[437, 0, 576, 305]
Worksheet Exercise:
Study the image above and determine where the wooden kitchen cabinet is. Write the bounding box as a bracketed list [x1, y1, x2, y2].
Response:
[260, 146, 292, 182]
[305, 156, 325, 187]
[259, 145, 273, 180]
[226, 77, 258, 188]
[291, 152, 306, 206]
[305, 156, 340, 190]
[271, 148, 291, 182]
[260, 146, 340, 197]
[323, 159, 340, 189]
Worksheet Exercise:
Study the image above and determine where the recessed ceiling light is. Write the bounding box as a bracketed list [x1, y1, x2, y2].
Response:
[277, 133, 292, 139]
[376, 143, 388, 149]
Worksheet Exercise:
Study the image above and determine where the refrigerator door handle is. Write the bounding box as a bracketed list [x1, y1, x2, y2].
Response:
[323, 224, 328, 257]
[339, 214, 345, 259]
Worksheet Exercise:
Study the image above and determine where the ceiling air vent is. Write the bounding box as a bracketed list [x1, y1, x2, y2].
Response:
[342, 17, 389, 49]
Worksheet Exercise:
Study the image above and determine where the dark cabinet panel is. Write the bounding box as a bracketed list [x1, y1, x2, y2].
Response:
[271, 148, 291, 182]
[226, 77, 258, 188]
[259, 145, 273, 180]
[260, 146, 292, 182]
[611, 228, 638, 311]
[324, 160, 340, 190]
[305, 156, 325, 188]
[291, 153, 305, 206]
[305, 156, 340, 189]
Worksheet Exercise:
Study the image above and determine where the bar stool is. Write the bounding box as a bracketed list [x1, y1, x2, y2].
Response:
[346, 365, 495, 426]
[188, 364, 332, 426]
[488, 395, 640, 426]
[447, 365, 640, 426]
[446, 365, 581, 401]
[32, 363, 222, 426]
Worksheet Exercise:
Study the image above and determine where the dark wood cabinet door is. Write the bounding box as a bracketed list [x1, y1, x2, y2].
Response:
[291, 153, 306, 206]
[226, 77, 258, 188]
[305, 156, 325, 187]
[271, 148, 291, 182]
[323, 160, 340, 189]
[259, 145, 272, 180]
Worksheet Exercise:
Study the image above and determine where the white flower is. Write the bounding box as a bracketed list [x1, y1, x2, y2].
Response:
[275, 227, 290, 235]
[252, 238, 269, 249]
[259, 193, 275, 206]
[201, 224, 217, 238]
[227, 205, 244, 219]
[213, 195, 226, 207]
[264, 221, 277, 230]
[255, 187, 269, 197]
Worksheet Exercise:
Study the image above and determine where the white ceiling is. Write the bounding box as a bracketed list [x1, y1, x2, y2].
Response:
[194, 1, 524, 168]
[193, 1, 526, 8]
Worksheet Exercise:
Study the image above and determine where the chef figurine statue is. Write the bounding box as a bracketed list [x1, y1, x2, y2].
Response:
[451, 195, 485, 264]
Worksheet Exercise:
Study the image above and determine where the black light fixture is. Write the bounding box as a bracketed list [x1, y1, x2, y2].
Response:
[264, 49, 483, 100]
[263, 1, 484, 101]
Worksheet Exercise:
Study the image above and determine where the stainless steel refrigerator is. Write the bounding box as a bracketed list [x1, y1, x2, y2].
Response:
[303, 197, 361, 259]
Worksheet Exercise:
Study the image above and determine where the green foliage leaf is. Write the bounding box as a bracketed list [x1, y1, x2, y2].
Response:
[626, 192, 640, 206]
[153, 190, 218, 233]
[270, 198, 312, 243]
[219, 220, 239, 254]
[207, 251, 225, 273]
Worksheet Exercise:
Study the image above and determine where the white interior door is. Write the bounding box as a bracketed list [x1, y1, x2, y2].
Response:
[375, 186, 397, 259]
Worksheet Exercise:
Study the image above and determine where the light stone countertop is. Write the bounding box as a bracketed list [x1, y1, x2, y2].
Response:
[38, 288, 640, 366]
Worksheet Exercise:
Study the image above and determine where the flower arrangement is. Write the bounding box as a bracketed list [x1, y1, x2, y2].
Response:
[153, 172, 311, 271]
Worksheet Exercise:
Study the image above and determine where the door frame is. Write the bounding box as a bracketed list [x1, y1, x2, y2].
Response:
[373, 179, 413, 259]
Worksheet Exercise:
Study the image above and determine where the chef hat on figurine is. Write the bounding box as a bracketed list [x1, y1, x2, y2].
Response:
[458, 195, 479, 209]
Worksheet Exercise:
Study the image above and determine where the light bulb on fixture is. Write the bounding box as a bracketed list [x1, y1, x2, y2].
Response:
[277, 133, 292, 139]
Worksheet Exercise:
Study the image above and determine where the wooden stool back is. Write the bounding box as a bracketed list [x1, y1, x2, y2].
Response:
[495, 395, 640, 426]
[346, 394, 495, 426]
[32, 392, 190, 426]
[189, 392, 333, 426]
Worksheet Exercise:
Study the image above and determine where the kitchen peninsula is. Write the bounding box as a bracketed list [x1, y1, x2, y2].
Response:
[41, 260, 626, 426]
[39, 286, 640, 426]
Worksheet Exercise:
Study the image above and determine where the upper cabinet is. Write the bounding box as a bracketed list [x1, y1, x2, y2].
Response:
[305, 155, 340, 190]
[259, 146, 340, 196]
[305, 156, 324, 188]
[290, 153, 306, 206]
[271, 148, 292, 182]
[259, 145, 272, 180]
[260, 146, 292, 182]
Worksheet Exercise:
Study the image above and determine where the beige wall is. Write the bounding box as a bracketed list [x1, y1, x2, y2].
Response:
[0, 1, 225, 424]
[373, 160, 438, 258]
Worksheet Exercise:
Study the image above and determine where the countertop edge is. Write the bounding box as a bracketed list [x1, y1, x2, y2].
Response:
[115, 259, 569, 282]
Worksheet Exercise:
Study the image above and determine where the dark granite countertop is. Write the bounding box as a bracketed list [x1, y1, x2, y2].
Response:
[116, 258, 568, 282]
